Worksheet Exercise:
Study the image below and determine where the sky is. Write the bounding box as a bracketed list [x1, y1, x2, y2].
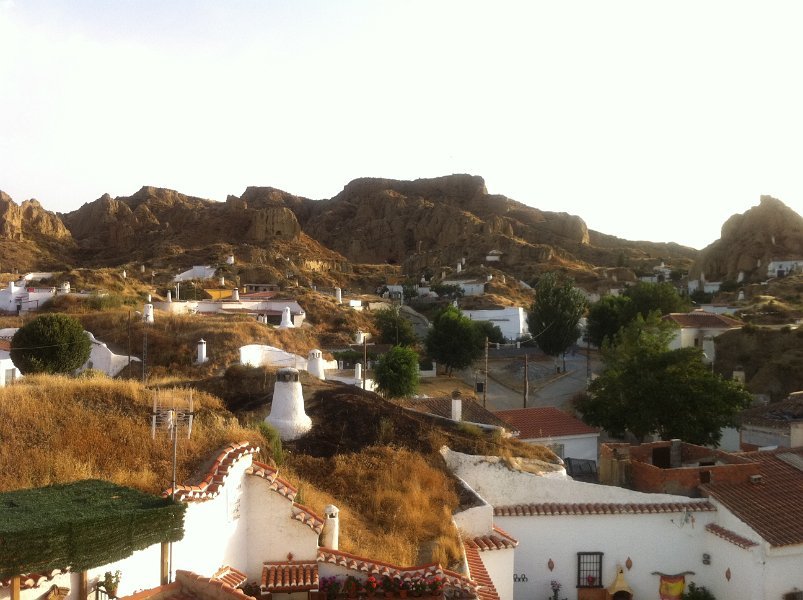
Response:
[1, 1, 802, 250]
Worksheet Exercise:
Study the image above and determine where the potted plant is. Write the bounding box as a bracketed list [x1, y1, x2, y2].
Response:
[411, 577, 427, 598]
[381, 575, 397, 598]
[364, 576, 380, 597]
[101, 571, 122, 598]
[547, 580, 567, 600]
[345, 576, 362, 599]
[319, 576, 341, 600]
[398, 579, 411, 599]
[426, 576, 443, 598]
[586, 575, 597, 587]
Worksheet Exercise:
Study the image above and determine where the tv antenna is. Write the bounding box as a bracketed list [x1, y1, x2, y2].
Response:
[151, 387, 195, 583]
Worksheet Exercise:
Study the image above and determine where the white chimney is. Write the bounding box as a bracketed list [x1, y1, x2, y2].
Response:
[122, 270, 126, 279]
[166, 290, 172, 303]
[461, 257, 466, 265]
[279, 307, 294, 328]
[335, 287, 342, 304]
[226, 254, 235, 265]
[196, 339, 208, 364]
[232, 288, 240, 301]
[738, 290, 745, 301]
[141, 265, 146, 273]
[355, 330, 365, 345]
[266, 368, 312, 441]
[147, 294, 152, 302]
[142, 303, 154, 323]
[321, 505, 340, 550]
[456, 262, 462, 273]
[219, 276, 225, 286]
[451, 394, 462, 422]
[354, 362, 362, 381]
[307, 349, 326, 380]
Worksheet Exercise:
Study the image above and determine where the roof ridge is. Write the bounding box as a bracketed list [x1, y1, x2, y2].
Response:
[495, 500, 716, 516]
[164, 441, 259, 502]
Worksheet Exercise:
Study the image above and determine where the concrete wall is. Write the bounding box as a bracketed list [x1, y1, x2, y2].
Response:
[240, 344, 307, 369]
[477, 548, 514, 600]
[461, 307, 528, 341]
[523, 433, 598, 463]
[80, 332, 137, 377]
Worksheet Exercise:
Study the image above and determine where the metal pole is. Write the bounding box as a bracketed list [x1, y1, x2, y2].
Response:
[363, 336, 367, 390]
[483, 337, 488, 408]
[170, 408, 178, 584]
[523, 353, 529, 408]
[127, 311, 131, 369]
[142, 323, 148, 384]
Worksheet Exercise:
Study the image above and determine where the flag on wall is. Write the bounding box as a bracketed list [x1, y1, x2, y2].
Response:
[658, 574, 686, 600]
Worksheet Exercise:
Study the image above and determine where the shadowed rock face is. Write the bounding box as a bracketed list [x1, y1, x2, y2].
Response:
[691, 196, 803, 281]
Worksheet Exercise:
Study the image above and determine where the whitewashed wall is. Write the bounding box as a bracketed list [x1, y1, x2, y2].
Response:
[240, 345, 307, 369]
[461, 308, 528, 341]
[496, 509, 717, 600]
[80, 332, 137, 377]
[522, 433, 598, 463]
[0, 355, 21, 386]
[477, 548, 514, 600]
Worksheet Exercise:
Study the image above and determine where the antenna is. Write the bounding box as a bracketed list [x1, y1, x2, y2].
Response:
[150, 387, 195, 584]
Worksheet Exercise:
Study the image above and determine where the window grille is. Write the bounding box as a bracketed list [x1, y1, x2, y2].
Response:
[577, 552, 603, 587]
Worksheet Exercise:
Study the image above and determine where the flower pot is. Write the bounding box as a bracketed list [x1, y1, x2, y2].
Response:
[399, 592, 408, 599]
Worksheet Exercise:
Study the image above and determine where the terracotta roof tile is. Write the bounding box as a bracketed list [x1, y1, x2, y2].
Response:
[663, 311, 743, 329]
[291, 502, 325, 534]
[316, 548, 477, 595]
[494, 407, 599, 439]
[464, 547, 500, 600]
[120, 571, 252, 600]
[703, 447, 803, 547]
[705, 524, 758, 549]
[464, 526, 518, 551]
[494, 501, 715, 517]
[261, 561, 318, 593]
[163, 442, 259, 502]
[739, 395, 803, 430]
[247, 461, 299, 501]
[212, 566, 248, 589]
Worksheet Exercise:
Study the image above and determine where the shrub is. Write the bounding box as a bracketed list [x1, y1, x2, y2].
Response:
[681, 582, 716, 600]
[10, 314, 91, 375]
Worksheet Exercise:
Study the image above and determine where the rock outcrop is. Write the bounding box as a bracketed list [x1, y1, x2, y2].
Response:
[690, 196, 803, 281]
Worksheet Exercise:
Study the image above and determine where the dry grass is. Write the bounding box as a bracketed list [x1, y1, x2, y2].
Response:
[0, 375, 262, 493]
[289, 446, 461, 567]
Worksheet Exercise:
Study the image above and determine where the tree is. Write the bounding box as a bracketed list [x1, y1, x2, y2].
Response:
[10, 314, 91, 375]
[576, 314, 751, 445]
[425, 306, 483, 375]
[374, 346, 420, 398]
[586, 281, 689, 347]
[472, 320, 505, 345]
[374, 307, 417, 346]
[527, 272, 588, 359]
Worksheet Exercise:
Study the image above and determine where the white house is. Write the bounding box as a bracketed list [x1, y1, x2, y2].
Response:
[80, 332, 139, 377]
[767, 258, 802, 279]
[494, 407, 600, 464]
[738, 391, 803, 451]
[155, 299, 306, 327]
[485, 250, 503, 263]
[442, 279, 486, 297]
[663, 310, 742, 364]
[461, 307, 529, 341]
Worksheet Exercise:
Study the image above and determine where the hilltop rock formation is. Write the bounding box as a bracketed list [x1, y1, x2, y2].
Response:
[690, 196, 803, 281]
[0, 191, 74, 271]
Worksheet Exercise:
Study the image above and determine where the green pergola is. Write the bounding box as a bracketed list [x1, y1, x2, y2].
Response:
[0, 479, 185, 583]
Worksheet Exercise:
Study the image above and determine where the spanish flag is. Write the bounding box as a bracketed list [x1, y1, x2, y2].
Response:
[659, 574, 686, 600]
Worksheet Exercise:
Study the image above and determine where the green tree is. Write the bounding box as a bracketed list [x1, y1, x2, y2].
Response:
[527, 272, 588, 358]
[374, 307, 417, 346]
[586, 282, 689, 347]
[576, 314, 751, 445]
[425, 306, 483, 375]
[10, 314, 92, 375]
[375, 346, 420, 398]
[431, 283, 464, 299]
[472, 320, 505, 345]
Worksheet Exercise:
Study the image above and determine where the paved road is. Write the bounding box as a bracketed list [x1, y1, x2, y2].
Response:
[457, 351, 601, 412]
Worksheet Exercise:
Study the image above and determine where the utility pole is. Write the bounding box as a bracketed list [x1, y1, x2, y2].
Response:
[483, 337, 488, 408]
[523, 353, 529, 408]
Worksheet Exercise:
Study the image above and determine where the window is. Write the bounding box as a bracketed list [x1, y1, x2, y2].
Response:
[577, 552, 603, 587]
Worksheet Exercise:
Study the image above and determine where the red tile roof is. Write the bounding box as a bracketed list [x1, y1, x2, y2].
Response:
[163, 442, 259, 502]
[703, 447, 803, 547]
[261, 561, 318, 593]
[705, 524, 758, 549]
[494, 407, 599, 439]
[465, 526, 519, 551]
[212, 566, 248, 589]
[464, 546, 500, 600]
[121, 571, 251, 600]
[663, 311, 742, 329]
[247, 461, 299, 501]
[291, 501, 325, 534]
[316, 548, 477, 595]
[494, 501, 715, 517]
[739, 394, 803, 430]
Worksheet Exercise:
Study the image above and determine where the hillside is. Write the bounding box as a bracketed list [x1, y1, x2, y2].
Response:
[691, 195, 803, 282]
[0, 374, 558, 567]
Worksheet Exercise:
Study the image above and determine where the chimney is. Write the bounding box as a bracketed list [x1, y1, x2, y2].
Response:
[321, 505, 340, 550]
[335, 287, 342, 304]
[232, 288, 240, 301]
[147, 293, 152, 302]
[266, 368, 311, 440]
[220, 276, 225, 286]
[456, 262, 462, 273]
[354, 362, 362, 381]
[142, 303, 154, 323]
[166, 290, 172, 303]
[122, 270, 126, 279]
[196, 339, 208, 364]
[451, 390, 462, 422]
[226, 254, 235, 265]
[279, 306, 294, 328]
[307, 349, 326, 380]
[355, 330, 365, 345]
[791, 421, 803, 448]
[670, 439, 682, 468]
[141, 265, 146, 273]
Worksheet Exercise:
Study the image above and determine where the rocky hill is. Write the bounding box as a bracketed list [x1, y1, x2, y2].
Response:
[0, 176, 697, 282]
[690, 195, 803, 282]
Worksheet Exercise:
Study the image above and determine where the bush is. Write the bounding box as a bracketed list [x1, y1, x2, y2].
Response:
[681, 582, 716, 600]
[10, 314, 91, 375]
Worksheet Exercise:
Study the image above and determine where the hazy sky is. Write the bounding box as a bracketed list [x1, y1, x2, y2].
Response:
[2, 1, 802, 250]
